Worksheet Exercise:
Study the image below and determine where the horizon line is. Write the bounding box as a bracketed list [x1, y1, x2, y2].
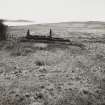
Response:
[5, 20, 105, 27]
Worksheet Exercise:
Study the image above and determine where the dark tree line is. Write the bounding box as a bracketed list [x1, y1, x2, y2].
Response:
[0, 19, 7, 40]
[26, 28, 53, 38]
[49, 28, 53, 38]
[26, 29, 30, 38]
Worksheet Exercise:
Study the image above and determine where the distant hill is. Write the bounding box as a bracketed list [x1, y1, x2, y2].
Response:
[8, 21, 105, 38]
[3, 19, 34, 23]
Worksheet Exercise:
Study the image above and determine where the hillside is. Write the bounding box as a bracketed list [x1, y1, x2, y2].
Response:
[8, 21, 105, 38]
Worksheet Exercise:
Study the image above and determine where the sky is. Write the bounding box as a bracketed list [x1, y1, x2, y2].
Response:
[0, 0, 105, 24]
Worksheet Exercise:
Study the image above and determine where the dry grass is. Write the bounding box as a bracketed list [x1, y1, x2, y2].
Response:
[1, 36, 105, 105]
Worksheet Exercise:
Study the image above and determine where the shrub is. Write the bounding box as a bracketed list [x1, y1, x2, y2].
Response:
[76, 89, 98, 105]
[8, 41, 34, 56]
[54, 89, 77, 105]
[0, 19, 7, 41]
[0, 94, 31, 105]
[35, 60, 45, 66]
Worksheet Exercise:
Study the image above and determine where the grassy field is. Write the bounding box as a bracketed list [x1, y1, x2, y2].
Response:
[0, 21, 105, 105]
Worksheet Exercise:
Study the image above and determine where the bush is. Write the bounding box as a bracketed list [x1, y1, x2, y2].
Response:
[35, 60, 45, 66]
[0, 19, 7, 41]
[0, 94, 31, 105]
[7, 41, 34, 56]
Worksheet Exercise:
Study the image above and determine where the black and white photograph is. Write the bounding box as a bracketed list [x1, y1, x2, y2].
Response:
[0, 0, 105, 105]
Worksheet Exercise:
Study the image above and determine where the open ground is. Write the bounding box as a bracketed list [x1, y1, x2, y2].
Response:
[0, 21, 105, 105]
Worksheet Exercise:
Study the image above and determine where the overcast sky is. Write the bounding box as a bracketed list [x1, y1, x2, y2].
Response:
[0, 0, 105, 23]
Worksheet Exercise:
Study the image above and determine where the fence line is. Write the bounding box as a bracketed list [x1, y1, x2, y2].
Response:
[7, 34, 19, 40]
